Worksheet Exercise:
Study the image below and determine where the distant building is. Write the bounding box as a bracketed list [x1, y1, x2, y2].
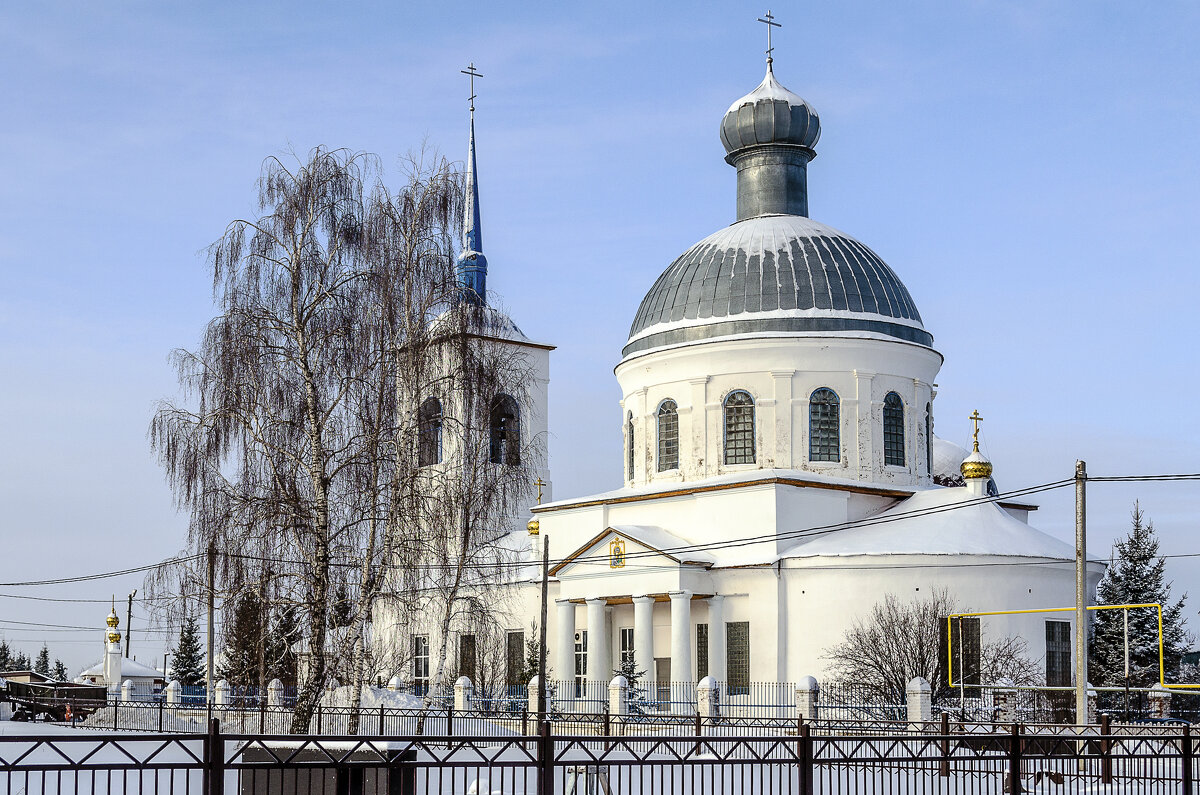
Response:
[75, 604, 164, 693]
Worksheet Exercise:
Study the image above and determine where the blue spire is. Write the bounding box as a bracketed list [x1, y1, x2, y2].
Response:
[457, 107, 488, 307]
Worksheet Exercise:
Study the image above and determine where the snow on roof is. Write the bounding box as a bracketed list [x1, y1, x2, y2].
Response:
[78, 657, 164, 680]
[782, 486, 1075, 561]
[932, 436, 970, 481]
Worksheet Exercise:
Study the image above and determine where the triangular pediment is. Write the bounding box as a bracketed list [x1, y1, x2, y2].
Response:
[550, 525, 712, 577]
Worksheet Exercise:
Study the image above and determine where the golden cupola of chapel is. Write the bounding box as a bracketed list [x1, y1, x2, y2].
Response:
[105, 605, 121, 644]
[960, 410, 994, 481]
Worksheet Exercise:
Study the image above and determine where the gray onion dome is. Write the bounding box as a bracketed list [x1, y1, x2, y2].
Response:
[720, 64, 820, 156]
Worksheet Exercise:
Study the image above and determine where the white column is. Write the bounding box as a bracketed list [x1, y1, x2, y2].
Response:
[586, 598, 610, 686]
[632, 596, 655, 683]
[556, 600, 576, 686]
[707, 595, 726, 684]
[669, 591, 693, 683]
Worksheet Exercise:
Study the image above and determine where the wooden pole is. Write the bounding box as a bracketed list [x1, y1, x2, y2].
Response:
[207, 541, 216, 704]
[1075, 460, 1088, 726]
[537, 537, 549, 720]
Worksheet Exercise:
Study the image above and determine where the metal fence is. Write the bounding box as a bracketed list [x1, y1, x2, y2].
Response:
[1, 719, 1196, 794]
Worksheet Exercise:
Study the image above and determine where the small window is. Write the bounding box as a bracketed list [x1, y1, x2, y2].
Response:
[696, 623, 709, 681]
[657, 400, 679, 472]
[809, 388, 840, 462]
[925, 403, 933, 476]
[574, 630, 588, 697]
[723, 391, 755, 465]
[884, 392, 905, 466]
[726, 621, 750, 695]
[626, 411, 635, 479]
[1046, 621, 1071, 687]
[619, 628, 635, 667]
[458, 634, 476, 682]
[413, 635, 430, 694]
[489, 395, 520, 466]
[506, 630, 525, 687]
[418, 397, 442, 467]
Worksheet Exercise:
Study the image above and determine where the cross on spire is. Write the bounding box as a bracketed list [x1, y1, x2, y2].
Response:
[534, 477, 546, 505]
[969, 410, 984, 452]
[461, 63, 483, 113]
[757, 10, 781, 64]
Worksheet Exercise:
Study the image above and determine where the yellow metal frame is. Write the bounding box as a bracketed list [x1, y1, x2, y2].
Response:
[945, 603, 1200, 692]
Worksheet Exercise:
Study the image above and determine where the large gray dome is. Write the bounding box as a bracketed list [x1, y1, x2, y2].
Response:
[623, 215, 932, 358]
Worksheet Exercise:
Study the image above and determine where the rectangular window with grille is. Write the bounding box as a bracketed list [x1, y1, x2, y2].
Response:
[724, 396, 755, 465]
[726, 621, 750, 695]
[619, 627, 634, 667]
[1046, 621, 1072, 687]
[809, 392, 840, 462]
[459, 634, 476, 682]
[506, 631, 525, 687]
[574, 630, 588, 697]
[696, 623, 709, 680]
[657, 402, 679, 471]
[939, 616, 981, 698]
[413, 635, 430, 691]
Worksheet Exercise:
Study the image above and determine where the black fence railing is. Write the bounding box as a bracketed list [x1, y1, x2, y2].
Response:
[0, 720, 1196, 794]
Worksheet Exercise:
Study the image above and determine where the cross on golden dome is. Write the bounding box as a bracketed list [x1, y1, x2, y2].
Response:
[969, 410, 983, 452]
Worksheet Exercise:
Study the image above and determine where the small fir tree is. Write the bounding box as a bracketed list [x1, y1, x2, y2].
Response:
[0, 640, 11, 670]
[52, 659, 68, 682]
[172, 610, 206, 686]
[217, 591, 265, 684]
[33, 645, 51, 677]
[612, 657, 651, 715]
[12, 651, 30, 670]
[521, 623, 550, 684]
[1090, 502, 1190, 687]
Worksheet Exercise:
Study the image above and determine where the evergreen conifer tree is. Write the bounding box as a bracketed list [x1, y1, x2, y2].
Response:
[52, 659, 68, 682]
[217, 592, 265, 685]
[0, 640, 11, 670]
[33, 645, 50, 677]
[1090, 502, 1190, 686]
[12, 651, 30, 670]
[172, 610, 206, 686]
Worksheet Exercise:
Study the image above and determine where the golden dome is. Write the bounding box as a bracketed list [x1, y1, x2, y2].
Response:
[960, 450, 993, 481]
[106, 611, 119, 628]
[526, 518, 540, 536]
[106, 628, 121, 644]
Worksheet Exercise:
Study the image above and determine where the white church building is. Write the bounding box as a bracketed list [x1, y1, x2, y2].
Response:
[384, 53, 1105, 699]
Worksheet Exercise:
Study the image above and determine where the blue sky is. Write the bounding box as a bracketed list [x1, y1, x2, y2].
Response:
[1, 1, 1198, 671]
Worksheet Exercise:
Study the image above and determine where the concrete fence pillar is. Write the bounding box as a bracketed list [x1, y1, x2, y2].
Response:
[120, 680, 134, 702]
[609, 675, 629, 716]
[907, 677, 932, 725]
[795, 676, 819, 721]
[267, 678, 284, 707]
[1086, 683, 1098, 725]
[528, 676, 542, 715]
[166, 680, 181, 705]
[697, 676, 720, 725]
[386, 675, 402, 692]
[1149, 683, 1173, 720]
[454, 676, 474, 712]
[214, 679, 230, 708]
[992, 679, 1017, 724]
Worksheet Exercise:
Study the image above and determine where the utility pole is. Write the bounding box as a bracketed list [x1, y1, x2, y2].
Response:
[125, 589, 136, 658]
[537, 537, 549, 720]
[1075, 460, 1088, 725]
[206, 540, 216, 703]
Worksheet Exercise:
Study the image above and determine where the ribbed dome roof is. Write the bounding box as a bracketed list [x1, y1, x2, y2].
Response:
[623, 215, 931, 358]
[720, 65, 820, 155]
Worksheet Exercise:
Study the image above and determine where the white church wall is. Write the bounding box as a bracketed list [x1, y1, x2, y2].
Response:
[616, 335, 941, 490]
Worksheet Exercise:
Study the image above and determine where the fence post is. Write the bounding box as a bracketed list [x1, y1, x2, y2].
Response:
[113, 698, 118, 730]
[1007, 723, 1022, 795]
[521, 710, 528, 737]
[258, 694, 265, 734]
[1149, 684, 1173, 720]
[1184, 724, 1194, 795]
[697, 676, 720, 730]
[795, 676, 819, 722]
[939, 711, 950, 777]
[799, 721, 814, 795]
[1099, 713, 1112, 785]
[906, 677, 932, 727]
[317, 702, 323, 734]
[204, 716, 224, 795]
[379, 703, 385, 735]
[537, 719, 553, 795]
[447, 704, 454, 737]
[159, 698, 165, 732]
[454, 676, 474, 712]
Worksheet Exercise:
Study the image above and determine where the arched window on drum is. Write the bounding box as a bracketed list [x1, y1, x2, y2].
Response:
[808, 388, 840, 462]
[884, 392, 905, 467]
[657, 400, 679, 472]
[723, 391, 755, 465]
[489, 395, 520, 466]
[418, 397, 442, 467]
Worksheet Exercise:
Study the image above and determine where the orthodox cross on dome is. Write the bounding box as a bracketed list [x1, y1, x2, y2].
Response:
[534, 477, 546, 505]
[757, 10, 781, 65]
[969, 410, 984, 452]
[461, 62, 483, 114]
